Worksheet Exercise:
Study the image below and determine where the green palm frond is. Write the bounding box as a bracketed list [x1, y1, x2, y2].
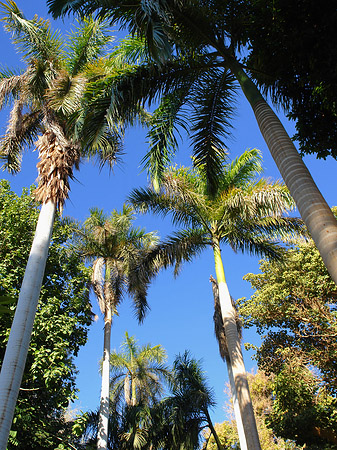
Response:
[189, 68, 237, 196]
[1, 0, 63, 64]
[222, 147, 263, 190]
[46, 71, 87, 117]
[66, 16, 112, 77]
[110, 35, 149, 66]
[142, 92, 189, 189]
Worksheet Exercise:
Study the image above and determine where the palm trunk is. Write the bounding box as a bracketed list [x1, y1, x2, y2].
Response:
[97, 306, 112, 450]
[230, 61, 337, 286]
[210, 276, 247, 449]
[0, 200, 56, 449]
[213, 240, 261, 450]
[204, 409, 224, 450]
[225, 355, 247, 450]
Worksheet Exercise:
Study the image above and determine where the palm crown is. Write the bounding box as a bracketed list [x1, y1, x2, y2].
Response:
[129, 148, 302, 269]
[0, 1, 130, 209]
[76, 204, 159, 322]
[110, 332, 170, 409]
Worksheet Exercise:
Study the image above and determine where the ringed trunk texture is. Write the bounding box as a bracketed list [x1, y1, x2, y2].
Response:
[97, 307, 112, 450]
[0, 200, 56, 449]
[232, 63, 337, 286]
[213, 244, 261, 450]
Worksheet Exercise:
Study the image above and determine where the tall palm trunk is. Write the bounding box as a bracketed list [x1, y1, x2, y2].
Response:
[230, 62, 337, 286]
[97, 304, 112, 450]
[0, 200, 56, 448]
[211, 276, 247, 450]
[213, 240, 261, 450]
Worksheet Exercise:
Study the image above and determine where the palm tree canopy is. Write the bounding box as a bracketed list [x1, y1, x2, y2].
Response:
[75, 204, 159, 321]
[110, 332, 170, 409]
[46, 0, 253, 194]
[129, 149, 304, 273]
[0, 1, 147, 208]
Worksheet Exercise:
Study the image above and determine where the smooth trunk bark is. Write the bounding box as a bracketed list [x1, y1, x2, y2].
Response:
[213, 242, 261, 450]
[0, 200, 56, 449]
[97, 307, 112, 450]
[225, 355, 247, 450]
[231, 62, 337, 286]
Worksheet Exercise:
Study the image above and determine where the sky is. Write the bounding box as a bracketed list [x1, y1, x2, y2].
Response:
[1, 0, 337, 426]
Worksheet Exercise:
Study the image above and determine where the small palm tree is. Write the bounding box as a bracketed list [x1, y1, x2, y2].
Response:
[129, 149, 303, 450]
[76, 206, 160, 450]
[110, 332, 170, 409]
[169, 352, 224, 450]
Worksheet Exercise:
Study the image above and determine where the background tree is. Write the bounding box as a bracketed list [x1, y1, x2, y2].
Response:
[0, 180, 92, 450]
[48, 0, 337, 292]
[75, 207, 160, 450]
[245, 0, 337, 159]
[240, 228, 337, 393]
[130, 149, 302, 449]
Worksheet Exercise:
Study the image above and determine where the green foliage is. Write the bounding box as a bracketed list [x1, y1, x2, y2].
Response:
[245, 0, 337, 159]
[240, 231, 337, 393]
[0, 180, 92, 450]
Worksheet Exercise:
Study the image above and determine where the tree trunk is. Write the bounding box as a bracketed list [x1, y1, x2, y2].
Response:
[0, 200, 56, 449]
[213, 241, 261, 450]
[225, 355, 247, 450]
[97, 306, 112, 450]
[230, 62, 337, 286]
[204, 409, 225, 450]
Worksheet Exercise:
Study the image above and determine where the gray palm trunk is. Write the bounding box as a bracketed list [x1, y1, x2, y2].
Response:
[0, 200, 56, 448]
[213, 241, 261, 450]
[97, 305, 112, 450]
[231, 63, 337, 286]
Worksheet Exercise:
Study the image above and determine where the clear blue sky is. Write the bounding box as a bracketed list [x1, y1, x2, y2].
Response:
[1, 0, 337, 425]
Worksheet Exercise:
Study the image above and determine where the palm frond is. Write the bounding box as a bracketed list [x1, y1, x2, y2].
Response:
[0, 69, 24, 109]
[66, 17, 112, 77]
[141, 92, 189, 189]
[222, 147, 263, 190]
[0, 108, 41, 173]
[0, 0, 63, 65]
[189, 68, 237, 196]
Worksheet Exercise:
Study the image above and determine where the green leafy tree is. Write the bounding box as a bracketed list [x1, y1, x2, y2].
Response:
[75, 207, 160, 450]
[48, 0, 337, 293]
[267, 359, 337, 449]
[245, 0, 337, 159]
[129, 149, 302, 449]
[0, 180, 92, 450]
[240, 231, 337, 393]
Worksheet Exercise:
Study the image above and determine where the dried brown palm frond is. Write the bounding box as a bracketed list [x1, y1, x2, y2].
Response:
[91, 257, 105, 315]
[34, 129, 80, 211]
[210, 274, 242, 361]
[0, 74, 24, 108]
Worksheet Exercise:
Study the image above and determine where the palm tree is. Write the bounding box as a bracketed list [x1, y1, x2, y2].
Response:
[109, 332, 170, 409]
[169, 352, 224, 450]
[75, 206, 161, 450]
[0, 3, 135, 446]
[48, 0, 337, 287]
[129, 149, 303, 450]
